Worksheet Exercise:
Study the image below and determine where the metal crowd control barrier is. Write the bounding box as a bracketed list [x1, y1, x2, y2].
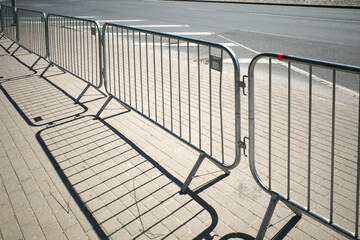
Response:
[98, 23, 244, 193]
[41, 14, 104, 103]
[14, 8, 47, 69]
[0, 5, 18, 52]
[248, 53, 360, 239]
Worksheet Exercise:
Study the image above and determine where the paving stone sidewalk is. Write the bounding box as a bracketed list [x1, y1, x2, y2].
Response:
[0, 35, 352, 240]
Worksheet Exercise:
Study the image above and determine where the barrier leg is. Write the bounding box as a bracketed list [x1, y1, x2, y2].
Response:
[180, 152, 206, 194]
[30, 56, 42, 70]
[256, 194, 279, 240]
[95, 96, 113, 119]
[40, 62, 52, 77]
[6, 42, 15, 53]
[75, 83, 91, 104]
[11, 45, 20, 56]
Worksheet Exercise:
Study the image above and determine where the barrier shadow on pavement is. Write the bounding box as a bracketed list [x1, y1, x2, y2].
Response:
[0, 56, 87, 127]
[35, 115, 232, 239]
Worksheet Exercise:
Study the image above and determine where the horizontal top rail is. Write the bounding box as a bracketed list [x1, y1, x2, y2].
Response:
[16, 7, 46, 15]
[250, 52, 360, 74]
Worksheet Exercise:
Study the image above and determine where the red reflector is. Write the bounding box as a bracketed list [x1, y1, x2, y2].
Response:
[277, 54, 288, 61]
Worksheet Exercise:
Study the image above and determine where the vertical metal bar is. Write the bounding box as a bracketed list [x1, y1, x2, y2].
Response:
[307, 65, 313, 210]
[91, 22, 94, 85]
[95, 23, 98, 86]
[70, 18, 73, 73]
[139, 32, 143, 112]
[107, 24, 111, 94]
[146, 33, 150, 116]
[209, 46, 213, 155]
[287, 61, 291, 200]
[356, 75, 360, 238]
[112, 26, 116, 96]
[133, 30, 137, 109]
[188, 42, 191, 142]
[117, 27, 120, 99]
[121, 28, 126, 102]
[127, 29, 131, 105]
[86, 21, 90, 85]
[56, 16, 60, 65]
[153, 34, 157, 121]
[161, 36, 165, 126]
[330, 69, 336, 223]
[198, 44, 201, 149]
[219, 49, 224, 164]
[76, 19, 79, 76]
[269, 58, 272, 190]
[82, 19, 85, 79]
[56, 16, 60, 66]
[79, 20, 84, 78]
[178, 39, 182, 136]
[169, 38, 173, 131]
[66, 17, 69, 72]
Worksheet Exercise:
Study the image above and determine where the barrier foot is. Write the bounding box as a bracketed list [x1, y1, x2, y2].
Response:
[75, 83, 91, 104]
[180, 152, 206, 194]
[11, 45, 20, 56]
[256, 194, 279, 240]
[30, 56, 42, 70]
[40, 62, 52, 77]
[95, 96, 113, 119]
[6, 42, 15, 53]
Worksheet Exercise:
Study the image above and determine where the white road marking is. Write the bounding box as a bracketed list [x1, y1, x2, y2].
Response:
[106, 32, 215, 36]
[224, 58, 268, 64]
[129, 25, 190, 28]
[166, 32, 215, 36]
[249, 13, 360, 24]
[218, 35, 358, 97]
[96, 19, 144, 22]
[133, 42, 238, 47]
[74, 16, 98, 19]
[228, 27, 344, 45]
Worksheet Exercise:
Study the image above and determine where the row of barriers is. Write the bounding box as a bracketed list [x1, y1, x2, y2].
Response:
[0, 5, 244, 195]
[1, 4, 360, 240]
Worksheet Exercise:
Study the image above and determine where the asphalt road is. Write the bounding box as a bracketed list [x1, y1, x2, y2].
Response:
[12, 0, 360, 91]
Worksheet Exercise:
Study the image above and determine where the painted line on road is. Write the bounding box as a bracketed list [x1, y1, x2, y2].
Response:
[218, 34, 359, 97]
[106, 32, 215, 36]
[167, 32, 215, 36]
[229, 28, 345, 45]
[249, 13, 360, 24]
[96, 20, 144, 22]
[224, 58, 268, 64]
[129, 25, 190, 28]
[74, 16, 98, 19]
[134, 42, 238, 47]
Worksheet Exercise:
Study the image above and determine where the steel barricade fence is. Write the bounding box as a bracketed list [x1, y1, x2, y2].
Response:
[97, 23, 244, 193]
[0, 5, 18, 51]
[15, 8, 47, 69]
[41, 13, 104, 103]
[248, 53, 360, 239]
